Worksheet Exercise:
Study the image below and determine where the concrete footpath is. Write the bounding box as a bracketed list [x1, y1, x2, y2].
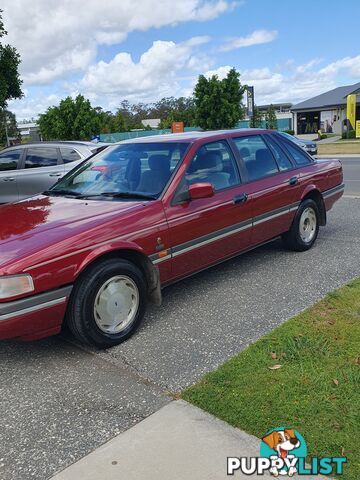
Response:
[51, 400, 326, 480]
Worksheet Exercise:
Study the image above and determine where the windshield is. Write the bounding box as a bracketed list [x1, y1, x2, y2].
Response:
[48, 142, 189, 200]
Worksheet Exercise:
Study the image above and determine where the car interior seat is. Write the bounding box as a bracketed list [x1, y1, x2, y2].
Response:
[246, 148, 278, 181]
[125, 156, 141, 190]
[137, 154, 171, 194]
[194, 151, 230, 190]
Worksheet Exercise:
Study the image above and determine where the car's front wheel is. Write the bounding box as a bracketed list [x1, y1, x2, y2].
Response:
[66, 258, 147, 348]
[282, 198, 319, 251]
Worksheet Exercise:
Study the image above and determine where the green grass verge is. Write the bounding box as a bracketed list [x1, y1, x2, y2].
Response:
[183, 279, 360, 479]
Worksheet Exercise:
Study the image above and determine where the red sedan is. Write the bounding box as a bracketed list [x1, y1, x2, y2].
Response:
[0, 130, 344, 347]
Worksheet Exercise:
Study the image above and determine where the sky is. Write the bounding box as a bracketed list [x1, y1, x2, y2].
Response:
[3, 0, 360, 120]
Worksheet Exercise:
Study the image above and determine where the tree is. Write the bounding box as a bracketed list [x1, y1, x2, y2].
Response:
[0, 9, 23, 109]
[158, 97, 196, 129]
[0, 109, 19, 146]
[194, 68, 245, 130]
[250, 105, 263, 128]
[38, 95, 104, 140]
[265, 104, 278, 130]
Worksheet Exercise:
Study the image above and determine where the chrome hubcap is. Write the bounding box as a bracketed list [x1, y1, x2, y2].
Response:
[299, 207, 317, 243]
[94, 275, 139, 334]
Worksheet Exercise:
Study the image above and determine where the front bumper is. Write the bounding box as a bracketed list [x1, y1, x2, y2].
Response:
[0, 285, 72, 341]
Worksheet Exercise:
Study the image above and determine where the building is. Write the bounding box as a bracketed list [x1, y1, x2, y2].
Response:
[141, 118, 161, 129]
[240, 102, 293, 131]
[17, 121, 41, 141]
[291, 82, 360, 135]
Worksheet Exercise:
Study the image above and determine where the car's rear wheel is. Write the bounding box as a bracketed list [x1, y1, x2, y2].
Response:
[66, 258, 147, 348]
[282, 199, 319, 251]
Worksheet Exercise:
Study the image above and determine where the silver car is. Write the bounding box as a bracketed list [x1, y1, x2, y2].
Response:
[0, 141, 109, 204]
[277, 132, 317, 156]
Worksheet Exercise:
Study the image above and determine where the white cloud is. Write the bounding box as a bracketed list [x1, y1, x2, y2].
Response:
[2, 0, 235, 84]
[205, 55, 360, 106]
[220, 29, 278, 52]
[205, 65, 232, 79]
[8, 92, 61, 120]
[80, 37, 212, 104]
[319, 55, 360, 78]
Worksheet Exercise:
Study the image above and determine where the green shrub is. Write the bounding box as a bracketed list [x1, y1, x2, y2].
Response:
[319, 134, 327, 140]
[341, 130, 356, 139]
[283, 129, 294, 135]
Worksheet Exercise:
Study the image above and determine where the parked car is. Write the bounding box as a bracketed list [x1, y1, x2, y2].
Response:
[278, 131, 317, 155]
[0, 129, 343, 347]
[0, 141, 109, 204]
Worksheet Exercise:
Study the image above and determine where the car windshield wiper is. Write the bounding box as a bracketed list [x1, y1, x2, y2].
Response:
[76, 191, 157, 200]
[43, 189, 82, 197]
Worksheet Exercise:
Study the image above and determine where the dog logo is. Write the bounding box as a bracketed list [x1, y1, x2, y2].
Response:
[260, 427, 307, 477]
[227, 427, 346, 476]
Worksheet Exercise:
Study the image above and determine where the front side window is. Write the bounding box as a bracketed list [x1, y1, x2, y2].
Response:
[49, 142, 189, 199]
[277, 137, 312, 166]
[60, 147, 81, 163]
[233, 135, 279, 181]
[0, 150, 21, 171]
[185, 140, 240, 191]
[25, 147, 59, 168]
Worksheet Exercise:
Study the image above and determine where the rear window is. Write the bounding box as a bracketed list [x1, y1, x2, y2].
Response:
[265, 135, 293, 171]
[277, 137, 312, 166]
[60, 147, 81, 163]
[25, 147, 59, 168]
[0, 150, 21, 171]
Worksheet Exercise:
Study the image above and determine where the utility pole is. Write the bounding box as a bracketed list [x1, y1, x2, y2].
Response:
[4, 112, 10, 146]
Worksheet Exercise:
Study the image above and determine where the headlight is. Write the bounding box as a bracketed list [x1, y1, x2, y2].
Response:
[0, 275, 34, 300]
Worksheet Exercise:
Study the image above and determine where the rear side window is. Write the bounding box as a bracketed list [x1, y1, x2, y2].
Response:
[278, 138, 312, 166]
[265, 135, 293, 171]
[233, 135, 279, 181]
[60, 147, 81, 163]
[0, 150, 21, 171]
[25, 147, 59, 168]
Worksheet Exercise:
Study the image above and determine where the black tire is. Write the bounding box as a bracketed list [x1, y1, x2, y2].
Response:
[66, 258, 147, 348]
[282, 199, 320, 252]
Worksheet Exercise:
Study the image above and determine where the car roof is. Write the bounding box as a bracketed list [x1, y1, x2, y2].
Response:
[117, 128, 272, 144]
[3, 141, 110, 150]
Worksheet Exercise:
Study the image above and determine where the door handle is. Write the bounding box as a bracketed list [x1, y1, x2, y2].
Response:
[233, 193, 248, 204]
[49, 173, 62, 177]
[3, 177, 15, 182]
[289, 176, 298, 186]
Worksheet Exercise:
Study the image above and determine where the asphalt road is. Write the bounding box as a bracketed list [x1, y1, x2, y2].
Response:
[340, 157, 360, 195]
[0, 161, 359, 480]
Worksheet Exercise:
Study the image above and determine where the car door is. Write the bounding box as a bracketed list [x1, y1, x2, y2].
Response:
[231, 133, 299, 246]
[17, 146, 65, 200]
[163, 139, 253, 281]
[0, 148, 22, 203]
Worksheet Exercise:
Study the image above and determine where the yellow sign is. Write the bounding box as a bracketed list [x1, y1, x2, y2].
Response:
[347, 94, 356, 129]
[356, 120, 360, 138]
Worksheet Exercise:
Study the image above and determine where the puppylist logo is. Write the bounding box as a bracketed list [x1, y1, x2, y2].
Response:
[227, 427, 347, 477]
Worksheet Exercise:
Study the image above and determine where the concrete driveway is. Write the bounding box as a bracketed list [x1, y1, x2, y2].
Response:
[1, 196, 359, 478]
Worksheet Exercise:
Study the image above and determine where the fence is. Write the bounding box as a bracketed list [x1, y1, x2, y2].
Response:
[100, 127, 200, 143]
[99, 120, 292, 143]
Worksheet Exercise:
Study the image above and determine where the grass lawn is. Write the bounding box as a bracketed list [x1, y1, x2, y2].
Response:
[182, 278, 360, 479]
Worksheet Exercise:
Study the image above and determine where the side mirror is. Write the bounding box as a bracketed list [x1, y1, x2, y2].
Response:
[188, 182, 215, 200]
